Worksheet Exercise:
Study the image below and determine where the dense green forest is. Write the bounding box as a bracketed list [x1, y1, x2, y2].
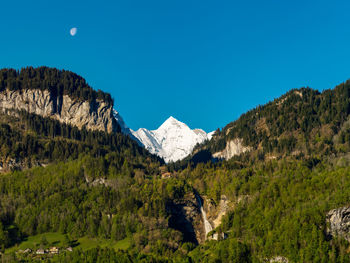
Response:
[0, 156, 188, 257]
[183, 158, 350, 262]
[0, 109, 162, 171]
[2, 154, 350, 262]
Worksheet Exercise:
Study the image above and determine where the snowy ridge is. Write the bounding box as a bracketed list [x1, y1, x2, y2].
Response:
[132, 128, 164, 156]
[113, 111, 213, 162]
[113, 110, 131, 135]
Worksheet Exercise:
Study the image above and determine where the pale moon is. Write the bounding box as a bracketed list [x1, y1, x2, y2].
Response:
[70, 27, 77, 36]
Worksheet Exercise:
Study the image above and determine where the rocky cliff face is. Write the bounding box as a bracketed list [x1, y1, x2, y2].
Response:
[167, 193, 233, 244]
[204, 195, 231, 229]
[213, 138, 251, 160]
[0, 89, 118, 133]
[326, 205, 350, 241]
[200, 195, 232, 240]
[167, 192, 204, 244]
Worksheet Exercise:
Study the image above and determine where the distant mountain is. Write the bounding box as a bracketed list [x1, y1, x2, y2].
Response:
[114, 114, 213, 162]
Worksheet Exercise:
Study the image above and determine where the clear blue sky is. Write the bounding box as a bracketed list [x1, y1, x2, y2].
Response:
[1, 0, 350, 132]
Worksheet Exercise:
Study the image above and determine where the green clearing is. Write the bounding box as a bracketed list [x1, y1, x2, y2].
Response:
[77, 236, 131, 251]
[5, 232, 131, 254]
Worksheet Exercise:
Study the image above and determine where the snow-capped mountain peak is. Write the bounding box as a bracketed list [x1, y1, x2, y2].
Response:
[159, 116, 185, 129]
[113, 111, 213, 162]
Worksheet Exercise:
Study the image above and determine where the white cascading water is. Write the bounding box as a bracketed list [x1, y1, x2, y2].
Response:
[196, 195, 213, 239]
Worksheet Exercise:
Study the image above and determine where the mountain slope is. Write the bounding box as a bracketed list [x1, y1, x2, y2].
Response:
[131, 116, 213, 162]
[194, 83, 350, 162]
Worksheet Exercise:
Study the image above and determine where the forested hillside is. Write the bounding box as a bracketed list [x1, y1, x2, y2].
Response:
[178, 158, 350, 262]
[193, 82, 350, 162]
[0, 109, 161, 172]
[2, 152, 350, 262]
[0, 156, 188, 256]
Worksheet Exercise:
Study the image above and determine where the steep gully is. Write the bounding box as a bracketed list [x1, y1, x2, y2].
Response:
[166, 191, 222, 244]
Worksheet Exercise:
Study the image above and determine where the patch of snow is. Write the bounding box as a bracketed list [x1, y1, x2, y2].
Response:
[113, 109, 131, 135]
[207, 130, 215, 140]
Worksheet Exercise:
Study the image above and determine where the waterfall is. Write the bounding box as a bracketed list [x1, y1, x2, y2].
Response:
[196, 195, 213, 240]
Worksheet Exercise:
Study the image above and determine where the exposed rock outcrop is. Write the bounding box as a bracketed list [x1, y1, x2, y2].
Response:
[213, 138, 251, 160]
[85, 176, 109, 187]
[267, 256, 289, 263]
[167, 193, 231, 244]
[0, 158, 44, 172]
[167, 192, 204, 244]
[326, 205, 350, 241]
[211, 195, 230, 229]
[0, 89, 118, 133]
[201, 195, 232, 240]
